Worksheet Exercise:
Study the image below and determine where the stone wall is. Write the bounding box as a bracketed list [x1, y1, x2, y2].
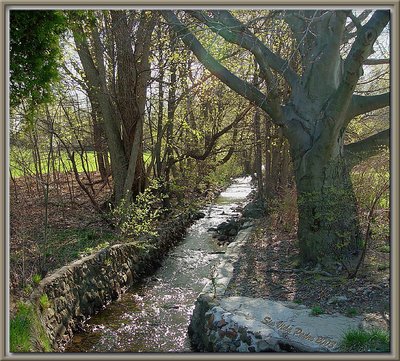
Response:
[30, 213, 193, 351]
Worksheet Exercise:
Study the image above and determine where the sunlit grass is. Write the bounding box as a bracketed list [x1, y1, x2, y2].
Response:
[339, 328, 390, 352]
[10, 301, 52, 353]
[10, 148, 152, 179]
[9, 149, 99, 178]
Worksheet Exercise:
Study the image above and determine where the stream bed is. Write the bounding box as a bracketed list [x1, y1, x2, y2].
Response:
[65, 176, 253, 353]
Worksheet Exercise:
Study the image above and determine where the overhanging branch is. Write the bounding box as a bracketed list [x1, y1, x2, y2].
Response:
[344, 128, 389, 167]
[192, 10, 299, 89]
[161, 10, 285, 125]
[345, 92, 390, 123]
[363, 58, 390, 65]
[186, 105, 253, 160]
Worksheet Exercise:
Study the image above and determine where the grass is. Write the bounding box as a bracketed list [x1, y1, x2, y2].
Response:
[32, 274, 42, 285]
[39, 294, 50, 310]
[10, 149, 99, 178]
[10, 302, 32, 352]
[10, 302, 52, 352]
[310, 305, 324, 316]
[42, 228, 117, 271]
[10, 147, 152, 179]
[345, 308, 358, 318]
[339, 328, 390, 352]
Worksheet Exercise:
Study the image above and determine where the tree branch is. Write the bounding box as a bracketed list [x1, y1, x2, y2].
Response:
[186, 105, 253, 160]
[345, 10, 372, 34]
[161, 10, 285, 125]
[326, 10, 390, 123]
[189, 10, 299, 89]
[344, 128, 389, 166]
[345, 92, 390, 122]
[363, 58, 390, 65]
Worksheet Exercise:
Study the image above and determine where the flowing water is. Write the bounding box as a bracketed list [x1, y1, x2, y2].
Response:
[65, 176, 253, 353]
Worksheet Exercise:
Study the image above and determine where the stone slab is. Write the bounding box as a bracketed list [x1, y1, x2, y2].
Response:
[218, 296, 362, 351]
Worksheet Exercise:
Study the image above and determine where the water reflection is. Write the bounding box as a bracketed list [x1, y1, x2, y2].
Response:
[65, 177, 253, 353]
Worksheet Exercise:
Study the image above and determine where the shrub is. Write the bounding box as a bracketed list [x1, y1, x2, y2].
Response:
[110, 178, 167, 240]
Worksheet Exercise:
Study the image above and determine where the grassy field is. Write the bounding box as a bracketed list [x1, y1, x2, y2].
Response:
[9, 148, 99, 178]
[10, 148, 152, 179]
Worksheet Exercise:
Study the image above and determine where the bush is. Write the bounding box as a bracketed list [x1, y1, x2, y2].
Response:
[110, 178, 167, 240]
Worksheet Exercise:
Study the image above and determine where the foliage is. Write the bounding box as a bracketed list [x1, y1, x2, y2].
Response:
[352, 153, 390, 245]
[298, 185, 360, 263]
[110, 179, 167, 240]
[339, 328, 390, 352]
[32, 274, 41, 285]
[310, 305, 324, 316]
[10, 10, 66, 110]
[204, 156, 243, 188]
[39, 294, 50, 310]
[377, 244, 390, 253]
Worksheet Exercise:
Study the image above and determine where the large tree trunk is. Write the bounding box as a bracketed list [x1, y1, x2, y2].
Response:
[111, 11, 154, 200]
[289, 128, 361, 265]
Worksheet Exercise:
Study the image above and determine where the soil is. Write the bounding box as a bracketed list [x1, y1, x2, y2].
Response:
[224, 215, 391, 331]
[9, 172, 114, 314]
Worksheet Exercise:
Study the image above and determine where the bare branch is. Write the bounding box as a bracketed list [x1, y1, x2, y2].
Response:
[190, 10, 299, 89]
[348, 12, 363, 32]
[345, 10, 372, 34]
[346, 92, 390, 122]
[327, 10, 390, 123]
[363, 58, 390, 65]
[161, 10, 285, 125]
